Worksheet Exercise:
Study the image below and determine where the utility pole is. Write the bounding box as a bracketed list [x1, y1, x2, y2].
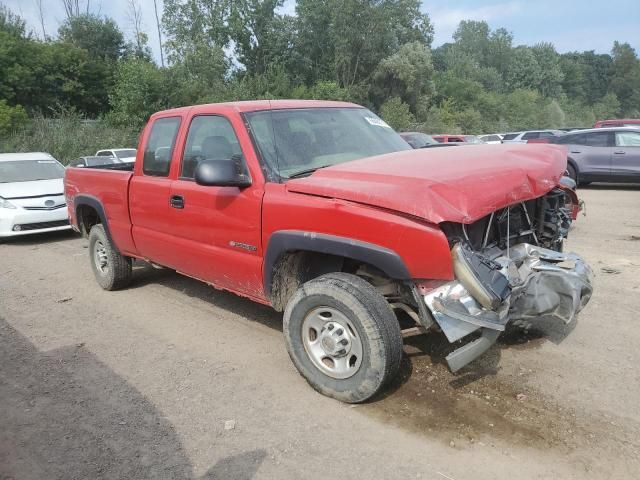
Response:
[152, 0, 165, 67]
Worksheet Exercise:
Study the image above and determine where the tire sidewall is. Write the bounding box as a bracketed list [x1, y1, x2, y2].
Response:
[284, 281, 391, 403]
[89, 225, 115, 289]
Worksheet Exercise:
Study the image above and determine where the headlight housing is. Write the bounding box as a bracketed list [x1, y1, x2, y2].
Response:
[0, 196, 17, 209]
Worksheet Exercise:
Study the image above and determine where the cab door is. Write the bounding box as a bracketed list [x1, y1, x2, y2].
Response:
[129, 115, 184, 267]
[167, 113, 265, 299]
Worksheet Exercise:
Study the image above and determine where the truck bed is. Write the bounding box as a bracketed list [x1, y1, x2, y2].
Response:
[64, 166, 137, 255]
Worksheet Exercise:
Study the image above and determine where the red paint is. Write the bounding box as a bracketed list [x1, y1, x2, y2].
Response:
[287, 144, 568, 224]
[64, 101, 573, 305]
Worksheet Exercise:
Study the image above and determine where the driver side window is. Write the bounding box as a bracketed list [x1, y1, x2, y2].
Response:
[181, 115, 242, 179]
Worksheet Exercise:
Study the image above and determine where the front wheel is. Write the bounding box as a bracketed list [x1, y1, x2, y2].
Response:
[283, 272, 403, 403]
[88, 224, 132, 290]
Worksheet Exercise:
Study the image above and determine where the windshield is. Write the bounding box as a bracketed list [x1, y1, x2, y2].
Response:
[401, 132, 437, 148]
[0, 159, 65, 183]
[245, 108, 411, 179]
[115, 149, 136, 158]
[86, 157, 119, 166]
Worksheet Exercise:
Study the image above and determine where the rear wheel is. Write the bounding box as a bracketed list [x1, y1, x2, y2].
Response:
[89, 224, 132, 290]
[283, 272, 403, 403]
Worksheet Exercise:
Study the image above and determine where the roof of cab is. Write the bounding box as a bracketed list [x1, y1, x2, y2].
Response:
[150, 99, 362, 119]
[0, 152, 57, 162]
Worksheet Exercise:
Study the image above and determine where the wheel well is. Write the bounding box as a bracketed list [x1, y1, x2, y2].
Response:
[77, 204, 101, 237]
[269, 251, 414, 314]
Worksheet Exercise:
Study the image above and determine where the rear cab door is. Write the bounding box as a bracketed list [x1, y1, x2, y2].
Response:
[129, 112, 187, 267]
[612, 130, 640, 180]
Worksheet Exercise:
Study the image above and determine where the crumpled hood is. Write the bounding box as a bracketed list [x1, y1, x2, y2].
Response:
[286, 144, 567, 224]
[0, 178, 64, 199]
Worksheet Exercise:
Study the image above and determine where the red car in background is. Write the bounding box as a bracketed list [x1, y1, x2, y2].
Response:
[593, 119, 640, 128]
[432, 134, 484, 144]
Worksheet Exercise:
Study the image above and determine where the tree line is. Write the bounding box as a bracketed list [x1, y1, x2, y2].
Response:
[1, 0, 640, 142]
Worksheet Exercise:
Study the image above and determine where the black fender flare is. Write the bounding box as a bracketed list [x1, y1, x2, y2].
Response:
[263, 230, 411, 297]
[74, 195, 118, 252]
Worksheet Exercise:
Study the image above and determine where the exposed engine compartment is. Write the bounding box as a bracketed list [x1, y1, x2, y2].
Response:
[416, 187, 592, 372]
[440, 187, 574, 253]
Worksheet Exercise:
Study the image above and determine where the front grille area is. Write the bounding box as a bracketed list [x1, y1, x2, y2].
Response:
[23, 204, 67, 211]
[14, 220, 70, 231]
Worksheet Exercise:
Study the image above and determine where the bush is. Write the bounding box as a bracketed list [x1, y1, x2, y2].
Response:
[379, 97, 415, 131]
[0, 110, 138, 165]
[0, 100, 28, 136]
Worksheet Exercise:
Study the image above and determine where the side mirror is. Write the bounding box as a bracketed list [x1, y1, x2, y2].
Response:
[194, 159, 251, 188]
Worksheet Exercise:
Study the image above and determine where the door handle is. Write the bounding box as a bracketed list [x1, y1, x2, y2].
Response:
[170, 195, 184, 209]
[570, 150, 581, 154]
[613, 150, 626, 155]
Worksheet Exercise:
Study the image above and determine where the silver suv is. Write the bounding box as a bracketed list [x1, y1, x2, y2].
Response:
[553, 127, 640, 184]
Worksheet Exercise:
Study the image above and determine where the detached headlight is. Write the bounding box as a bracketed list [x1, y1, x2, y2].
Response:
[451, 243, 510, 310]
[0, 197, 17, 209]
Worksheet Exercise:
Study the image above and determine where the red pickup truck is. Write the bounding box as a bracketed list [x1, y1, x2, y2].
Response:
[65, 100, 593, 403]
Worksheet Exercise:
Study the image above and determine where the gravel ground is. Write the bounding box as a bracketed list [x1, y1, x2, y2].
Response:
[1, 185, 639, 480]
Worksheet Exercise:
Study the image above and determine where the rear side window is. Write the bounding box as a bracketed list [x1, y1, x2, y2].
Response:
[143, 117, 181, 176]
[181, 115, 242, 179]
[616, 131, 640, 147]
[584, 132, 612, 147]
[502, 133, 519, 140]
[522, 132, 539, 140]
[538, 131, 555, 138]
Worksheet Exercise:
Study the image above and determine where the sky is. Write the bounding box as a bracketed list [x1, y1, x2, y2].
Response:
[4, 0, 640, 64]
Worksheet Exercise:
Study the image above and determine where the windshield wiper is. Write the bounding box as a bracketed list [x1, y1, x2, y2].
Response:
[287, 164, 334, 179]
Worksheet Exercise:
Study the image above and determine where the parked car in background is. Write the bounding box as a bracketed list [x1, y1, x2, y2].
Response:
[399, 132, 457, 148]
[433, 134, 485, 144]
[550, 127, 640, 184]
[71, 156, 122, 168]
[0, 152, 71, 238]
[478, 134, 503, 144]
[593, 119, 640, 128]
[96, 148, 137, 163]
[501, 130, 562, 144]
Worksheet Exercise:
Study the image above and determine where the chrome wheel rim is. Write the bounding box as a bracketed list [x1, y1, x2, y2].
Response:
[94, 240, 109, 274]
[301, 306, 363, 379]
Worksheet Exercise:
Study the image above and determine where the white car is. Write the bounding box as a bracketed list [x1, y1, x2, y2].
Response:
[501, 130, 562, 144]
[478, 134, 503, 144]
[0, 152, 71, 238]
[95, 148, 137, 163]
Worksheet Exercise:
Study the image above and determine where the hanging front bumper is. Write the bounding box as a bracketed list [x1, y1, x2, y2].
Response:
[423, 243, 593, 372]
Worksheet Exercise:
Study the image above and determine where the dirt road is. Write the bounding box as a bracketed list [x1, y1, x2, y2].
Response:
[1, 186, 639, 479]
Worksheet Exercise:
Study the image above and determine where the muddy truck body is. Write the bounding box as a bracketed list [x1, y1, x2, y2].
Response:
[64, 100, 592, 402]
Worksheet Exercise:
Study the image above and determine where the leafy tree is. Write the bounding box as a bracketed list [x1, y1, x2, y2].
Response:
[108, 59, 167, 126]
[58, 14, 125, 62]
[609, 42, 640, 115]
[531, 43, 564, 97]
[379, 97, 415, 131]
[372, 41, 435, 112]
[506, 46, 542, 92]
[229, 0, 295, 75]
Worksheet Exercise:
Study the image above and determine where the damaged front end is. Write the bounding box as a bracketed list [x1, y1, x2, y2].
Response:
[422, 191, 593, 372]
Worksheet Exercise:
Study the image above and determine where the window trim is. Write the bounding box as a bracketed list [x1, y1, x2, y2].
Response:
[142, 116, 182, 177]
